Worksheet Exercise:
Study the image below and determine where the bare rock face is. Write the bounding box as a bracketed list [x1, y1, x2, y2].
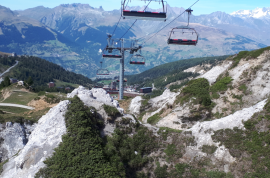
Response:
[0, 122, 35, 163]
[67, 86, 124, 115]
[1, 100, 69, 178]
[0, 87, 127, 177]
[183, 99, 267, 168]
[142, 89, 179, 123]
[129, 96, 142, 116]
[198, 61, 232, 85]
[67, 86, 125, 136]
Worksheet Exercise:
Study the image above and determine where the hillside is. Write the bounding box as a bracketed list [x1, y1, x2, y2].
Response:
[0, 55, 92, 90]
[127, 55, 229, 89]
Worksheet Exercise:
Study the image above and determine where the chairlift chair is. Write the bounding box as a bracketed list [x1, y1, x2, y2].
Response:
[102, 35, 122, 58]
[167, 8, 198, 46]
[129, 54, 145, 65]
[102, 47, 122, 59]
[167, 26, 198, 46]
[122, 0, 167, 21]
[96, 62, 110, 76]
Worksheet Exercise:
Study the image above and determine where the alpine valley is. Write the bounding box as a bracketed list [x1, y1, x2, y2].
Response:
[0, 4, 269, 77]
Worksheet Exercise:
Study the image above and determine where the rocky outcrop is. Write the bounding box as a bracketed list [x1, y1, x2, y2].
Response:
[1, 86, 127, 178]
[1, 100, 69, 178]
[67, 86, 126, 136]
[0, 122, 35, 162]
[142, 89, 179, 123]
[129, 96, 142, 116]
[183, 99, 267, 168]
[198, 61, 232, 85]
[67, 86, 124, 115]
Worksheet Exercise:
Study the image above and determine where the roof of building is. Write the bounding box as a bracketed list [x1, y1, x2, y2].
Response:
[140, 87, 152, 89]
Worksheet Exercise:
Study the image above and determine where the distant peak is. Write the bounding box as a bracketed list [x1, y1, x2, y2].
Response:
[59, 3, 91, 8]
[231, 7, 270, 19]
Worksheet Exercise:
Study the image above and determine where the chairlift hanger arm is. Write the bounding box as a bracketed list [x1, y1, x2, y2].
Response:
[161, 0, 165, 12]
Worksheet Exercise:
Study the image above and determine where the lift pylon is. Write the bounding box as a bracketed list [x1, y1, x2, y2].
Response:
[102, 35, 142, 100]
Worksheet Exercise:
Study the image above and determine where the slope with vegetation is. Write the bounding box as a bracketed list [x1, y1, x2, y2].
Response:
[2, 45, 270, 177]
[124, 45, 270, 177]
[0, 55, 92, 91]
[127, 55, 228, 90]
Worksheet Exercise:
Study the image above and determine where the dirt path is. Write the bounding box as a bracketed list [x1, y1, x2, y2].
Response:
[0, 103, 34, 110]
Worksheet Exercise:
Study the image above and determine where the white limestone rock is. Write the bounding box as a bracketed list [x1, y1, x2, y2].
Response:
[0, 122, 35, 162]
[198, 61, 232, 85]
[1, 100, 69, 178]
[149, 89, 178, 109]
[142, 89, 179, 123]
[184, 99, 267, 164]
[67, 86, 124, 114]
[68, 86, 124, 135]
[129, 96, 142, 116]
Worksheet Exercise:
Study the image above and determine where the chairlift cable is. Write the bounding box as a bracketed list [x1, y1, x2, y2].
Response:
[111, 16, 122, 37]
[141, 0, 199, 45]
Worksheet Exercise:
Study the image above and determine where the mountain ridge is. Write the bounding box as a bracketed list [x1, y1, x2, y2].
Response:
[0, 3, 268, 78]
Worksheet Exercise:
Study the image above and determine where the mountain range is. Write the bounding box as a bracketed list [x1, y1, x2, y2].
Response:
[0, 3, 269, 77]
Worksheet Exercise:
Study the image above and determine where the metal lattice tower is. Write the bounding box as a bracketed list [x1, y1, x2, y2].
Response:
[102, 36, 141, 100]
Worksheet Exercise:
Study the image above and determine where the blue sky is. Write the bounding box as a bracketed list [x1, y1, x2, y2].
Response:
[1, 0, 269, 15]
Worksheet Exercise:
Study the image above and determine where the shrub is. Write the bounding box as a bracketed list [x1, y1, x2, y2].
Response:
[44, 94, 60, 104]
[210, 77, 233, 93]
[201, 145, 218, 154]
[154, 162, 168, 178]
[169, 80, 189, 91]
[158, 127, 182, 140]
[238, 84, 248, 93]
[212, 92, 220, 99]
[105, 126, 157, 177]
[178, 78, 211, 106]
[143, 89, 163, 99]
[0, 116, 34, 125]
[35, 96, 119, 178]
[147, 113, 160, 125]
[103, 104, 120, 117]
[231, 46, 270, 68]
[34, 96, 40, 100]
[38, 91, 46, 96]
[231, 51, 249, 68]
[164, 144, 176, 156]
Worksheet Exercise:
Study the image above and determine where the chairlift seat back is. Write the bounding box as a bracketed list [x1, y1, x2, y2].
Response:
[123, 10, 166, 21]
[129, 54, 146, 65]
[117, 80, 127, 82]
[130, 61, 145, 65]
[96, 69, 110, 75]
[122, 0, 167, 21]
[167, 39, 197, 46]
[103, 54, 122, 59]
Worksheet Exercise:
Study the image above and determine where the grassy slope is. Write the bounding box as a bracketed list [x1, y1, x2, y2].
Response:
[2, 91, 37, 105]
